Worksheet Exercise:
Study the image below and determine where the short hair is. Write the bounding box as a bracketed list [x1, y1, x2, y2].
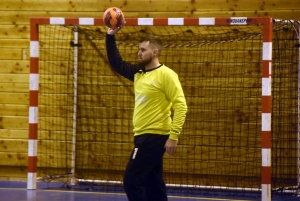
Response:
[140, 35, 163, 55]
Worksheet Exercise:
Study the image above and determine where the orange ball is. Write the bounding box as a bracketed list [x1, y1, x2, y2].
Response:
[103, 7, 125, 30]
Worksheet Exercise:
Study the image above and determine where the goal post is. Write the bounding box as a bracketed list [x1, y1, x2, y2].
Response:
[28, 17, 274, 200]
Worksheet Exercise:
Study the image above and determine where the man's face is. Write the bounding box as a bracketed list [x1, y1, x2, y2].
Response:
[137, 41, 155, 66]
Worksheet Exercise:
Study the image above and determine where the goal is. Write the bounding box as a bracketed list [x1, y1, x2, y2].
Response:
[28, 17, 299, 201]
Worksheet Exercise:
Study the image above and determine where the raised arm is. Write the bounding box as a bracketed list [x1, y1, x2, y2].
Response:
[106, 29, 140, 81]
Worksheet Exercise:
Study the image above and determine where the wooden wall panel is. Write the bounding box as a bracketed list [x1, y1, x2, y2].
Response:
[0, 0, 99, 12]
[0, 166, 27, 181]
[0, 39, 29, 48]
[0, 49, 23, 60]
[1, 0, 300, 13]
[0, 117, 28, 129]
[0, 93, 28, 104]
[0, 25, 29, 39]
[0, 61, 29, 73]
[0, 0, 299, 183]
[0, 104, 28, 116]
[0, 153, 27, 166]
[0, 10, 300, 26]
[0, 83, 28, 93]
[0, 129, 28, 139]
[0, 139, 27, 152]
[0, 74, 28, 83]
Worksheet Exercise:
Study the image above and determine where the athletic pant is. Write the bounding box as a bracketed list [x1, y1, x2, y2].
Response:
[123, 134, 169, 201]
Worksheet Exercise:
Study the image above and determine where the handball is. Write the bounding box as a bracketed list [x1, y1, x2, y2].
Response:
[103, 7, 125, 30]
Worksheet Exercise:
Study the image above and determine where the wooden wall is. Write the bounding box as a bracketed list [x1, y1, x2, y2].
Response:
[0, 0, 299, 181]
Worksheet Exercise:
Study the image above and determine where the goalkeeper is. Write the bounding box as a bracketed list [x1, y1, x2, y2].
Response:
[106, 25, 187, 201]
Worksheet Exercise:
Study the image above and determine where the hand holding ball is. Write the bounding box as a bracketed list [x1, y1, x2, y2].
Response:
[103, 7, 125, 30]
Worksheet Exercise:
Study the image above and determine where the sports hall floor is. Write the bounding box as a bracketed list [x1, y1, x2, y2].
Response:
[0, 181, 299, 201]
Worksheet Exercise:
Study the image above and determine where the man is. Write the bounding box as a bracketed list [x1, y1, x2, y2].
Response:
[106, 25, 187, 201]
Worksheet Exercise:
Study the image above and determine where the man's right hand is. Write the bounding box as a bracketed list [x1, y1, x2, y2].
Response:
[107, 20, 125, 35]
[107, 27, 121, 35]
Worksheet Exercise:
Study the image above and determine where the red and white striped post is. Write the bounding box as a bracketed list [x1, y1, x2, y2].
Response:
[261, 17, 273, 201]
[28, 18, 40, 190]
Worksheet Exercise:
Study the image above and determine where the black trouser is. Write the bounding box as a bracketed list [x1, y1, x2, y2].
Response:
[123, 134, 169, 201]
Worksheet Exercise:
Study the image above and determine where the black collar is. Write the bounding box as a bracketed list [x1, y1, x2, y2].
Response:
[139, 64, 163, 73]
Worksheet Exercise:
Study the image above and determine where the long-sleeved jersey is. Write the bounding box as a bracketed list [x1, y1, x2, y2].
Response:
[106, 34, 187, 140]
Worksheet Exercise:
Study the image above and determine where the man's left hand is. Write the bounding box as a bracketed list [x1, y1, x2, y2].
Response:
[165, 139, 178, 154]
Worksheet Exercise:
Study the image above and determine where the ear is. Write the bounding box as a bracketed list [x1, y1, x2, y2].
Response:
[153, 48, 158, 56]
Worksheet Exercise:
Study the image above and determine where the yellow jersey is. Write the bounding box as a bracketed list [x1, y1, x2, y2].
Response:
[133, 65, 187, 140]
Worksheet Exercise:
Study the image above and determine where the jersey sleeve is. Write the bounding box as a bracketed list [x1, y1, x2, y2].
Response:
[105, 34, 140, 82]
[163, 70, 188, 140]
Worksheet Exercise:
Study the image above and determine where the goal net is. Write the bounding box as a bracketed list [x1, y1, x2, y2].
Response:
[28, 17, 299, 199]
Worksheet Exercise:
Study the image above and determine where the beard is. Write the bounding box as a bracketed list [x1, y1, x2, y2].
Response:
[137, 56, 153, 67]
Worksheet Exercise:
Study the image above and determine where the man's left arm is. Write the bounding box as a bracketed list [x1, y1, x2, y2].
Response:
[164, 71, 188, 153]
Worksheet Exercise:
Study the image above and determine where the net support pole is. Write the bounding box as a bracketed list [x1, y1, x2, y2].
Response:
[70, 26, 79, 185]
[261, 17, 273, 201]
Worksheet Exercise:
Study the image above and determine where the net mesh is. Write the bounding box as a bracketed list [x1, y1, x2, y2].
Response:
[36, 20, 299, 194]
